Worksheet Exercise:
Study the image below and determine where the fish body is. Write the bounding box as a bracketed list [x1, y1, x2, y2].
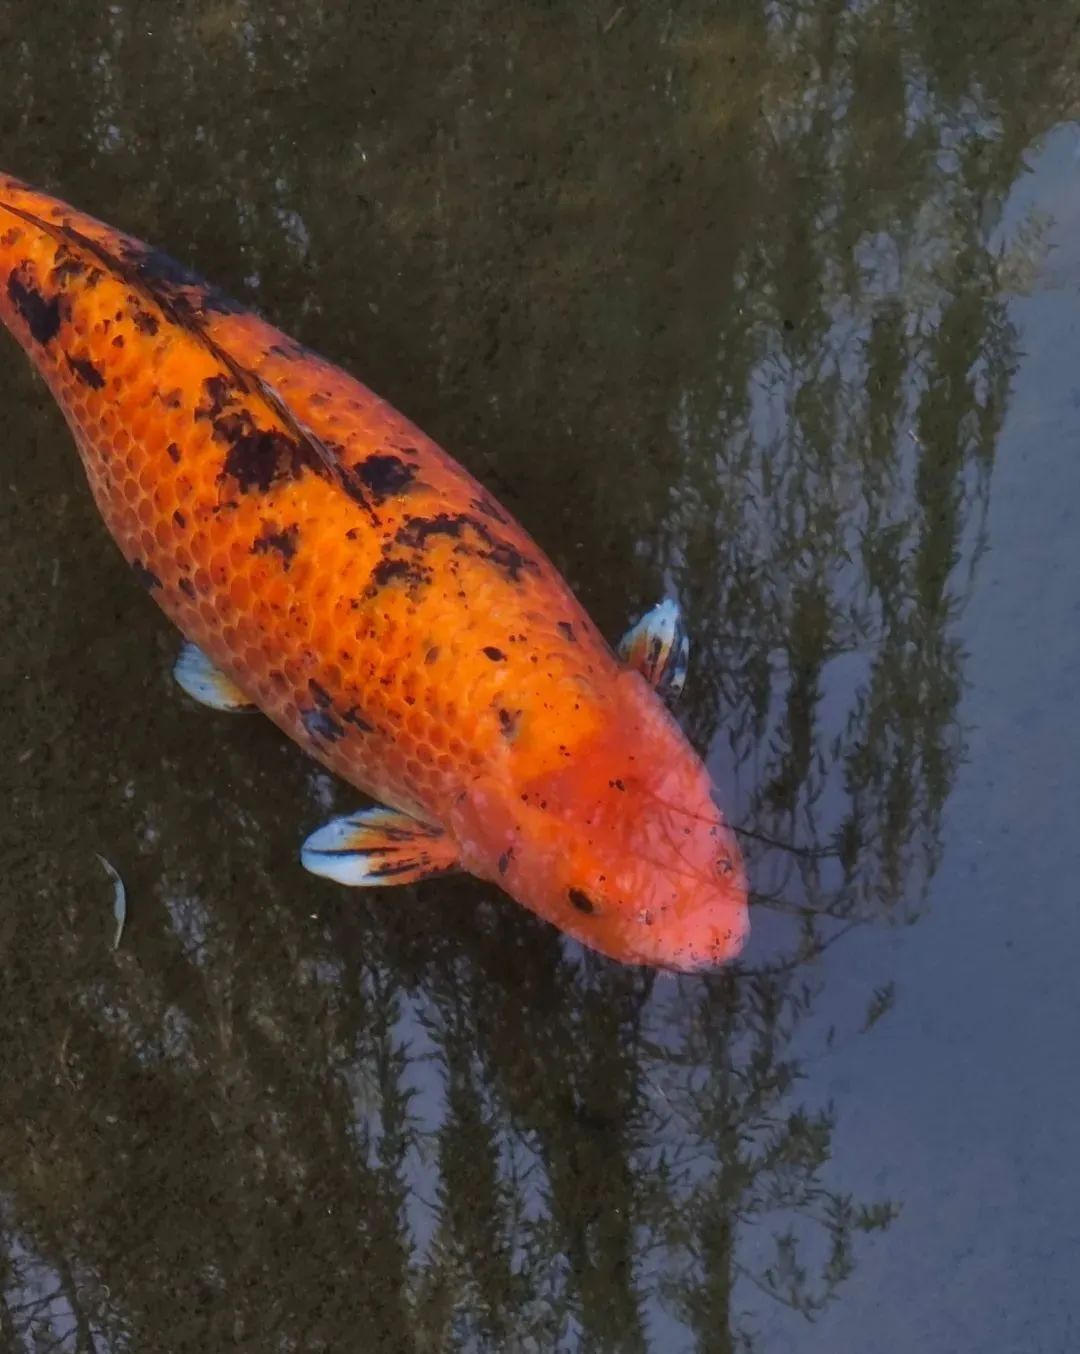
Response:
[0, 171, 748, 970]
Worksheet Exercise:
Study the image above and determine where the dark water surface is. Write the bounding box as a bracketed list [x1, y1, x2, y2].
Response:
[1, 3, 1079, 1351]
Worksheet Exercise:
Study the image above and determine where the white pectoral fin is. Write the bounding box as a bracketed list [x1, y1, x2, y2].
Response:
[301, 805, 460, 886]
[173, 642, 257, 712]
[617, 597, 690, 703]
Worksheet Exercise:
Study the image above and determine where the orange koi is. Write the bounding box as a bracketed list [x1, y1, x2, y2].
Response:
[0, 171, 748, 970]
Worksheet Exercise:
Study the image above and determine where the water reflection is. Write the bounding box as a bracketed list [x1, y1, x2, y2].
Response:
[0, 0, 1070, 1349]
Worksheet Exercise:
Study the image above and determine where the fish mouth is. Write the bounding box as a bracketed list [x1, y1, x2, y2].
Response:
[639, 910, 751, 974]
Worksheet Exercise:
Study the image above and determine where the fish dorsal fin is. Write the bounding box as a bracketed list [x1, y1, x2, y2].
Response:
[617, 598, 690, 704]
[0, 197, 364, 508]
[301, 806, 460, 887]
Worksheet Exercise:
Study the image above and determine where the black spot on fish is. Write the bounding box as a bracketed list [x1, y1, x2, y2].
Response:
[343, 705, 374, 733]
[557, 621, 577, 643]
[301, 707, 345, 743]
[50, 253, 85, 284]
[308, 679, 333, 709]
[127, 244, 197, 289]
[355, 453, 417, 502]
[498, 708, 521, 738]
[173, 510, 187, 528]
[425, 646, 440, 664]
[120, 241, 245, 317]
[132, 309, 159, 335]
[483, 646, 507, 662]
[179, 577, 196, 599]
[498, 849, 513, 876]
[251, 522, 299, 568]
[66, 353, 105, 389]
[472, 495, 508, 524]
[608, 778, 626, 791]
[482, 539, 536, 583]
[166, 442, 181, 463]
[364, 557, 431, 598]
[112, 334, 125, 349]
[7, 265, 61, 344]
[196, 374, 234, 421]
[380, 512, 538, 590]
[268, 340, 310, 361]
[214, 412, 314, 495]
[395, 513, 466, 549]
[568, 889, 596, 915]
[131, 560, 161, 591]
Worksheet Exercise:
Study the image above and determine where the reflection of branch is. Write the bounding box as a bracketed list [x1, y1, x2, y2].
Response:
[749, 888, 878, 925]
[731, 1258, 818, 1319]
[734, 826, 840, 859]
[0, 1288, 18, 1350]
[7, 1285, 64, 1316]
[750, 921, 865, 978]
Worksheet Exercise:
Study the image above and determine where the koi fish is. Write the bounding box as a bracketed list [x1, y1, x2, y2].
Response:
[0, 171, 748, 971]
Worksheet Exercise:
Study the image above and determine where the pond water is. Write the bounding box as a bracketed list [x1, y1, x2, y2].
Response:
[1, 3, 1079, 1350]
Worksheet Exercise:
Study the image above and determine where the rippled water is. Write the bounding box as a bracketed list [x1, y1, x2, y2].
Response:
[2, 3, 1079, 1350]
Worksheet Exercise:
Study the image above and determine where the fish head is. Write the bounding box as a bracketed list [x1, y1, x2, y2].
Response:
[449, 669, 749, 971]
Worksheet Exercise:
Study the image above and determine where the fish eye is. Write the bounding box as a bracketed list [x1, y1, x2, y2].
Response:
[568, 888, 598, 915]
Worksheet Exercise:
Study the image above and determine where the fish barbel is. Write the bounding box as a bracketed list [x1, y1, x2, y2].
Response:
[0, 171, 748, 971]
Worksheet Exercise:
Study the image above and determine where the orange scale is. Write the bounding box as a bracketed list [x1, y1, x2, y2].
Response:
[263, 573, 292, 607]
[122, 477, 139, 503]
[154, 520, 173, 549]
[310, 621, 336, 655]
[138, 528, 156, 559]
[125, 408, 151, 441]
[199, 600, 218, 628]
[227, 538, 251, 568]
[243, 644, 268, 674]
[193, 568, 212, 594]
[228, 574, 252, 608]
[281, 655, 306, 686]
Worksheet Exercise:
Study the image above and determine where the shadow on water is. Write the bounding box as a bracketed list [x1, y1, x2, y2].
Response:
[0, 1, 1077, 1350]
